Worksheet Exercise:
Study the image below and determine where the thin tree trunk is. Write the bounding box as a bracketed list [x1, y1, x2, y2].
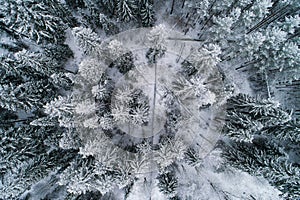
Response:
[170, 0, 175, 14]
[235, 59, 261, 70]
[0, 118, 34, 125]
[167, 37, 205, 42]
[181, 0, 185, 8]
[247, 5, 290, 34]
[264, 70, 271, 98]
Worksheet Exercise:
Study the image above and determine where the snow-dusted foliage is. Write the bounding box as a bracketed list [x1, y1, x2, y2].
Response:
[146, 24, 169, 62]
[172, 75, 216, 107]
[155, 138, 187, 169]
[15, 50, 58, 76]
[188, 44, 221, 72]
[72, 27, 102, 56]
[78, 58, 105, 84]
[107, 39, 126, 58]
[116, 0, 137, 22]
[0, 125, 74, 199]
[44, 96, 74, 128]
[0, 0, 67, 43]
[140, 0, 155, 27]
[147, 24, 169, 51]
[111, 87, 150, 125]
[223, 94, 291, 142]
[58, 158, 127, 195]
[1, 0, 299, 199]
[157, 170, 179, 199]
[221, 94, 299, 199]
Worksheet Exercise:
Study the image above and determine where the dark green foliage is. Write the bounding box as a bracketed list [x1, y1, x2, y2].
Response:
[180, 60, 197, 77]
[140, 0, 155, 27]
[109, 52, 135, 74]
[116, 0, 138, 22]
[0, 125, 77, 199]
[184, 147, 202, 166]
[157, 170, 178, 199]
[129, 89, 150, 125]
[65, 0, 86, 9]
[0, 0, 67, 44]
[222, 94, 300, 199]
[261, 120, 300, 143]
[223, 93, 291, 142]
[99, 13, 120, 35]
[146, 48, 166, 64]
[221, 140, 300, 199]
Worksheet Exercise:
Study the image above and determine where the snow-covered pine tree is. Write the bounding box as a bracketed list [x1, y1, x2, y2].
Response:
[78, 58, 105, 85]
[238, 0, 273, 30]
[129, 89, 150, 125]
[59, 155, 132, 196]
[50, 72, 74, 90]
[94, 74, 114, 117]
[194, 0, 211, 23]
[140, 0, 155, 27]
[221, 139, 300, 199]
[0, 54, 32, 85]
[0, 125, 76, 199]
[108, 51, 135, 74]
[184, 147, 202, 167]
[236, 31, 266, 59]
[223, 93, 291, 142]
[107, 39, 127, 58]
[146, 24, 169, 63]
[187, 44, 221, 74]
[0, 79, 55, 112]
[99, 13, 119, 35]
[172, 75, 216, 107]
[157, 169, 179, 199]
[221, 94, 300, 199]
[59, 128, 82, 150]
[0, 0, 66, 44]
[238, 3, 299, 81]
[111, 87, 150, 125]
[0, 84, 31, 112]
[44, 96, 75, 128]
[14, 50, 58, 77]
[155, 138, 186, 169]
[208, 8, 241, 44]
[116, 0, 138, 22]
[261, 120, 300, 143]
[72, 27, 102, 57]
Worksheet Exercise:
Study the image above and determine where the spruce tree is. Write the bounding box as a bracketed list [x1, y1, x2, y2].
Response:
[221, 94, 300, 199]
[72, 27, 102, 57]
[116, 0, 137, 22]
[157, 170, 179, 199]
[0, 0, 66, 44]
[0, 125, 76, 199]
[140, 0, 155, 27]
